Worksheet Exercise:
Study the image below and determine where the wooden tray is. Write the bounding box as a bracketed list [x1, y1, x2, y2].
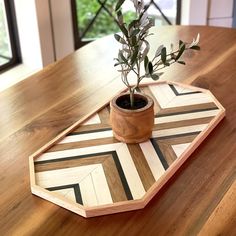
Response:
[29, 81, 225, 218]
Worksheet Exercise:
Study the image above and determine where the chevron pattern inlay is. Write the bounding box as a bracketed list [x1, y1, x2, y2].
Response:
[31, 81, 225, 217]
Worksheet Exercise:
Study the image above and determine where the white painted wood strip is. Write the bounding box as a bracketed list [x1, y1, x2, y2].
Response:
[59, 130, 113, 144]
[165, 93, 213, 108]
[116, 144, 146, 199]
[54, 188, 76, 203]
[152, 124, 208, 138]
[79, 174, 98, 206]
[139, 141, 166, 181]
[155, 109, 219, 124]
[36, 143, 123, 162]
[149, 84, 176, 108]
[172, 143, 191, 158]
[81, 113, 101, 125]
[91, 165, 113, 205]
[159, 83, 176, 99]
[35, 164, 100, 188]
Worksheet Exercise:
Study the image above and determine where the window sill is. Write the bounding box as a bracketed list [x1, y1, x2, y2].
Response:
[0, 64, 39, 92]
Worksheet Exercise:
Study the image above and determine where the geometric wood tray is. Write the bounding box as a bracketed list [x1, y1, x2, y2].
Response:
[29, 81, 225, 218]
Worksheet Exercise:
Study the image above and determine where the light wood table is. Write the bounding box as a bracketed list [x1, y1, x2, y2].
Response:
[0, 26, 235, 235]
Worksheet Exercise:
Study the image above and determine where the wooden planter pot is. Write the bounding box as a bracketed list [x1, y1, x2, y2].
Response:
[110, 92, 154, 143]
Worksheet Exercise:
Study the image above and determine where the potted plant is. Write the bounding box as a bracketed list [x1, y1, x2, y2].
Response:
[110, 0, 200, 143]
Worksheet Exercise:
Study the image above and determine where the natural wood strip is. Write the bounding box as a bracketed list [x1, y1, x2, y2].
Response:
[158, 133, 198, 145]
[35, 143, 123, 162]
[35, 155, 109, 173]
[48, 137, 119, 152]
[157, 102, 218, 116]
[102, 157, 128, 202]
[72, 123, 111, 133]
[198, 180, 236, 236]
[127, 144, 156, 192]
[154, 133, 199, 165]
[154, 116, 213, 130]
[157, 142, 177, 166]
[156, 109, 219, 123]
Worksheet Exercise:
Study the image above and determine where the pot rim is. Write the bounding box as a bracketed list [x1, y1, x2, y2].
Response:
[110, 92, 154, 114]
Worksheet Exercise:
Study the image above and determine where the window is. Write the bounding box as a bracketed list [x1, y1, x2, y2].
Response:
[0, 0, 21, 73]
[71, 0, 181, 49]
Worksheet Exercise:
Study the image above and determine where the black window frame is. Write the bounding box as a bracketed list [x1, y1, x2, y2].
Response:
[0, 0, 21, 73]
[233, 0, 236, 27]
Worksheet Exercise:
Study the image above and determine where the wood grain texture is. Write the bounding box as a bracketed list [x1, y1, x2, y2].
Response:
[0, 26, 236, 235]
[110, 92, 154, 143]
[198, 180, 236, 236]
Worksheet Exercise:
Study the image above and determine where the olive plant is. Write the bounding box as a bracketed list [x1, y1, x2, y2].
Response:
[114, 0, 200, 108]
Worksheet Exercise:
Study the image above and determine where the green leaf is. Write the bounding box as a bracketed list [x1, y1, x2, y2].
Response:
[115, 0, 125, 11]
[130, 29, 140, 37]
[161, 47, 167, 64]
[114, 34, 121, 42]
[155, 45, 164, 57]
[114, 34, 126, 44]
[148, 62, 153, 74]
[179, 40, 184, 47]
[118, 50, 127, 63]
[150, 74, 159, 81]
[141, 20, 153, 32]
[175, 44, 186, 61]
[130, 48, 139, 65]
[128, 20, 138, 30]
[144, 56, 149, 72]
[190, 45, 200, 50]
[114, 63, 120, 67]
[114, 61, 126, 67]
[140, 40, 150, 61]
[177, 61, 186, 65]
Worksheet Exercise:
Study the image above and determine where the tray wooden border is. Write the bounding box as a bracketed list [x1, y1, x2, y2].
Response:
[29, 81, 225, 217]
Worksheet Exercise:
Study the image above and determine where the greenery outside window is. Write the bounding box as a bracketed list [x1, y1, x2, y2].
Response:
[71, 0, 181, 49]
[0, 0, 21, 73]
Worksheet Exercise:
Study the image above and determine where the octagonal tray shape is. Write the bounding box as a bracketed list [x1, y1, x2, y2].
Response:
[29, 81, 225, 218]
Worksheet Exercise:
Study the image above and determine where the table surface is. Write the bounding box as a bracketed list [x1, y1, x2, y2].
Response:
[0, 26, 235, 235]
